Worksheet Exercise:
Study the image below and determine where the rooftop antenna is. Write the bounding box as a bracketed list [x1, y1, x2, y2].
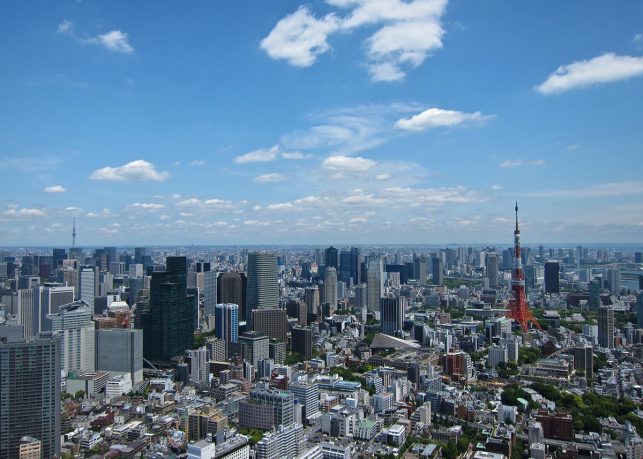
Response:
[72, 218, 77, 248]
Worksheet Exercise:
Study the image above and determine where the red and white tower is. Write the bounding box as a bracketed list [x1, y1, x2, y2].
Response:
[506, 202, 541, 332]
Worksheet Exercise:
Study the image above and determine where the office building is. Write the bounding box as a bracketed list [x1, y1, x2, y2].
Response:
[486, 253, 499, 289]
[544, 261, 560, 294]
[292, 326, 313, 360]
[0, 329, 61, 459]
[141, 256, 193, 364]
[598, 307, 615, 349]
[606, 267, 620, 295]
[189, 347, 209, 386]
[573, 343, 593, 380]
[95, 328, 144, 384]
[252, 308, 288, 342]
[239, 331, 269, 367]
[304, 286, 320, 315]
[215, 303, 239, 357]
[324, 246, 338, 269]
[487, 344, 508, 367]
[218, 272, 247, 321]
[432, 257, 443, 286]
[413, 254, 427, 283]
[588, 280, 602, 310]
[256, 423, 303, 459]
[366, 258, 383, 312]
[249, 384, 295, 428]
[79, 266, 98, 310]
[324, 267, 338, 312]
[380, 295, 406, 337]
[246, 252, 279, 324]
[339, 248, 360, 285]
[289, 380, 320, 420]
[203, 269, 217, 318]
[33, 284, 75, 334]
[638, 293, 643, 329]
[47, 301, 95, 373]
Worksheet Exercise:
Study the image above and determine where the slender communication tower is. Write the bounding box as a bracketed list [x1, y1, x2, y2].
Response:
[72, 218, 77, 248]
[506, 202, 542, 332]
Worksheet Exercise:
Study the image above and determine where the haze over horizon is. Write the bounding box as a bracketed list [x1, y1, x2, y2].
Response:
[2, 1, 643, 245]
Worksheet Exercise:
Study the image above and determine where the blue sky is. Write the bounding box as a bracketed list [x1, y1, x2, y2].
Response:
[1, 0, 643, 245]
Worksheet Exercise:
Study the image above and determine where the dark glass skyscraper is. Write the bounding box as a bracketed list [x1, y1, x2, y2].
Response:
[217, 272, 247, 321]
[324, 246, 338, 269]
[0, 330, 61, 459]
[141, 256, 193, 363]
[544, 261, 560, 294]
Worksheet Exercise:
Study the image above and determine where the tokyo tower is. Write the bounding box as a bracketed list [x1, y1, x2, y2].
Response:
[506, 202, 542, 332]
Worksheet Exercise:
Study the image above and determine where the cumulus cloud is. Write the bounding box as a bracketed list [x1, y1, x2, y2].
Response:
[255, 173, 287, 183]
[500, 159, 545, 168]
[395, 107, 490, 131]
[322, 155, 377, 172]
[536, 53, 643, 94]
[261, 0, 448, 81]
[44, 185, 66, 193]
[57, 20, 134, 54]
[89, 160, 170, 182]
[260, 7, 339, 67]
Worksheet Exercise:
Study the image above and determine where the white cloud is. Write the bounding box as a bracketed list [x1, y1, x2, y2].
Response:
[57, 20, 73, 35]
[4, 207, 46, 217]
[395, 107, 490, 131]
[58, 21, 134, 54]
[261, 0, 447, 81]
[322, 155, 377, 172]
[175, 197, 234, 209]
[65, 206, 82, 212]
[635, 33, 643, 43]
[375, 173, 391, 181]
[526, 181, 643, 198]
[44, 185, 66, 193]
[255, 173, 287, 183]
[235, 145, 312, 164]
[491, 185, 503, 190]
[89, 160, 170, 182]
[126, 203, 166, 210]
[536, 53, 643, 94]
[260, 7, 339, 67]
[189, 160, 206, 166]
[83, 30, 134, 54]
[499, 159, 545, 168]
[87, 208, 115, 218]
[235, 145, 280, 163]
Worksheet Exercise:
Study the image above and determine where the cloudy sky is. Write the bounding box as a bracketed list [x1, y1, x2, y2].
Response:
[1, 1, 643, 245]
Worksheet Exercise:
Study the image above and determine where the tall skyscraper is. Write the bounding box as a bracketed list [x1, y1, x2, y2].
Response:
[141, 256, 193, 364]
[598, 307, 614, 349]
[291, 326, 313, 360]
[47, 301, 95, 373]
[32, 284, 75, 335]
[432, 257, 443, 286]
[486, 253, 499, 289]
[589, 279, 602, 310]
[637, 293, 643, 329]
[413, 254, 427, 283]
[324, 246, 338, 269]
[367, 257, 383, 312]
[203, 269, 217, 318]
[246, 252, 279, 324]
[52, 248, 67, 269]
[215, 303, 239, 357]
[324, 267, 338, 312]
[304, 286, 320, 315]
[544, 261, 560, 294]
[79, 265, 98, 310]
[0, 329, 61, 459]
[573, 343, 593, 380]
[380, 295, 406, 337]
[217, 272, 247, 321]
[606, 267, 620, 295]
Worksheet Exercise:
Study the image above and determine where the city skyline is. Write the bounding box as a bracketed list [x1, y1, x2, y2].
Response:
[2, 1, 643, 245]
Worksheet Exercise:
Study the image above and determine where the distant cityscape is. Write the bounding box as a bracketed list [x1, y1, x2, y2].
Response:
[1, 209, 642, 459]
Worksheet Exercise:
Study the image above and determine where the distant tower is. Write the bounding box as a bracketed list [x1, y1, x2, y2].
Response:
[506, 203, 542, 332]
[72, 218, 77, 248]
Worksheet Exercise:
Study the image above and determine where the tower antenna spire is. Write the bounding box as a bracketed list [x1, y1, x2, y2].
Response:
[515, 201, 519, 232]
[72, 218, 77, 248]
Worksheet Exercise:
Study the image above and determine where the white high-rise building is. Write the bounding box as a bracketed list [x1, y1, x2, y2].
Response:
[79, 266, 98, 310]
[47, 301, 95, 374]
[189, 347, 209, 386]
[487, 344, 507, 368]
